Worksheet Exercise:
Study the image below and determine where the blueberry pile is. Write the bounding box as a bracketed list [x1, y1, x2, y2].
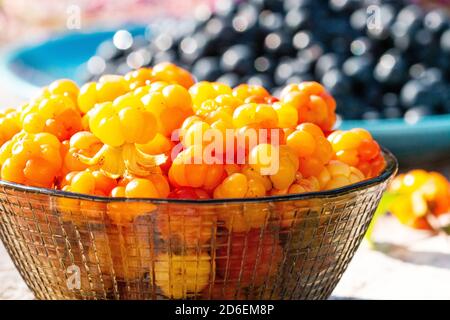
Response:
[82, 0, 450, 121]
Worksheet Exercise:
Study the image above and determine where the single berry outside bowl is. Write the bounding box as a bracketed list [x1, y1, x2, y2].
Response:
[0, 149, 397, 300]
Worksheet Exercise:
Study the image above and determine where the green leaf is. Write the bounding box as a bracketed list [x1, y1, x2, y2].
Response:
[365, 192, 399, 245]
[441, 225, 450, 235]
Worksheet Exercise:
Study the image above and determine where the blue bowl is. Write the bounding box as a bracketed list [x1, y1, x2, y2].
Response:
[1, 28, 450, 163]
[339, 115, 450, 164]
[0, 26, 147, 97]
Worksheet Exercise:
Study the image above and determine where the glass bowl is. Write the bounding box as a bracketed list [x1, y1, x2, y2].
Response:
[0, 150, 397, 300]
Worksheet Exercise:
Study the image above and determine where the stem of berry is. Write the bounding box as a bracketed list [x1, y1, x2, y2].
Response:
[75, 143, 167, 178]
[122, 144, 167, 177]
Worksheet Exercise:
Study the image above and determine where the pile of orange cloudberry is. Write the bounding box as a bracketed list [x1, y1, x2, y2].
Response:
[0, 62, 385, 202]
[388, 170, 450, 231]
[0, 62, 387, 299]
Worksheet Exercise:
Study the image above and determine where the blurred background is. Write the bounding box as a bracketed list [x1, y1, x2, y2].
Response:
[0, 0, 449, 300]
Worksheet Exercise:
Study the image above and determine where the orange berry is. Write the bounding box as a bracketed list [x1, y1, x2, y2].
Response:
[280, 82, 336, 131]
[189, 81, 232, 109]
[151, 62, 195, 89]
[125, 178, 160, 198]
[213, 173, 248, 198]
[110, 186, 126, 198]
[23, 158, 58, 187]
[336, 149, 359, 167]
[328, 128, 384, 178]
[233, 103, 278, 128]
[96, 75, 128, 102]
[232, 84, 269, 101]
[48, 79, 79, 101]
[71, 171, 96, 194]
[147, 174, 170, 198]
[297, 123, 325, 138]
[169, 146, 224, 190]
[286, 130, 316, 157]
[92, 171, 117, 195]
[124, 68, 153, 90]
[77, 82, 98, 114]
[358, 139, 381, 161]
[137, 133, 174, 155]
[1, 158, 25, 184]
[299, 157, 324, 178]
[142, 84, 193, 136]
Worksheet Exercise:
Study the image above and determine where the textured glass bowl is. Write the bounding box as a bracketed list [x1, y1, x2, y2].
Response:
[0, 151, 397, 300]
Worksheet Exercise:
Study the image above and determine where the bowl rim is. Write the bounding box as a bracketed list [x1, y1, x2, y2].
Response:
[0, 148, 398, 205]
